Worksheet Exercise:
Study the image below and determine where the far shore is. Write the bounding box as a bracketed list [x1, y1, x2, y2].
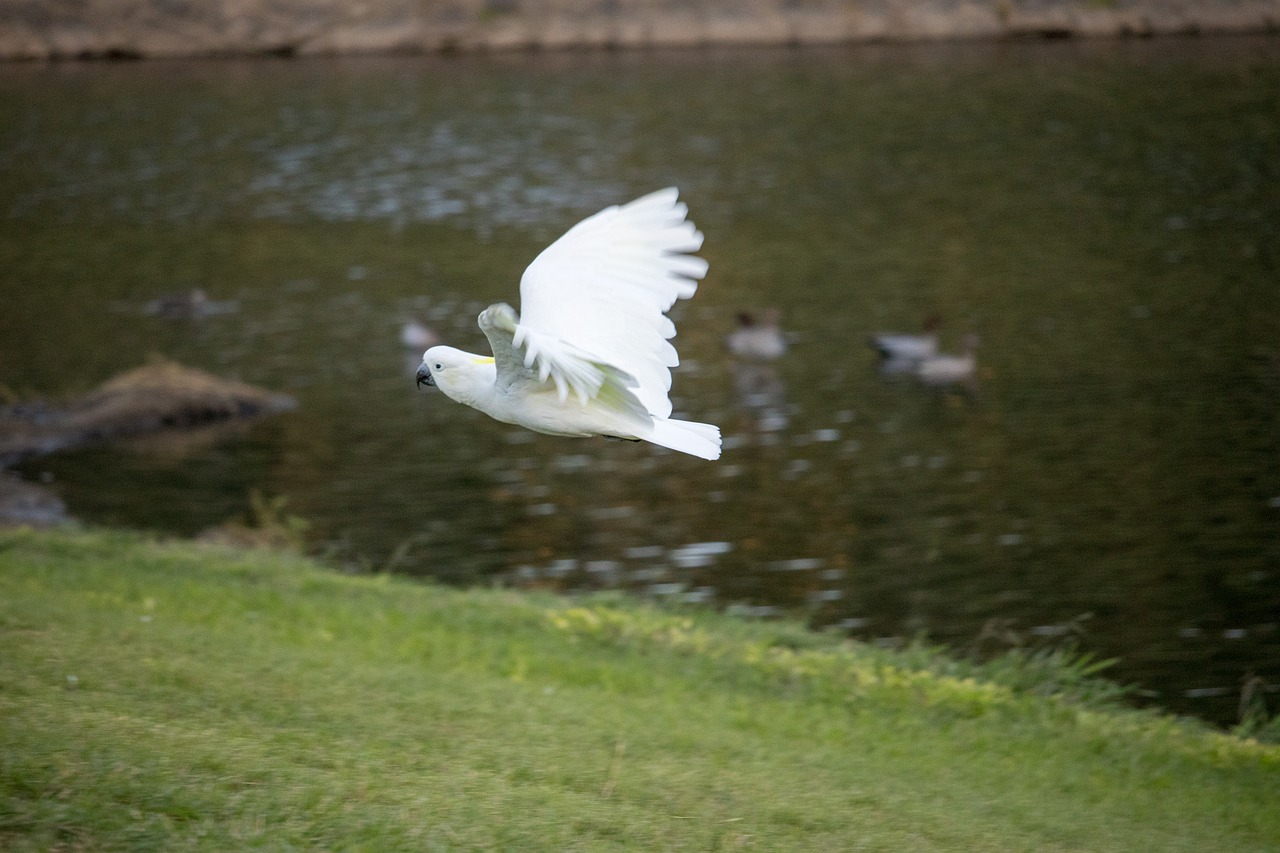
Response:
[1, 0, 1277, 62]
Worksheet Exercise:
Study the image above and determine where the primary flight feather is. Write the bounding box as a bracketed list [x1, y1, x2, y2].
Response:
[416, 188, 721, 461]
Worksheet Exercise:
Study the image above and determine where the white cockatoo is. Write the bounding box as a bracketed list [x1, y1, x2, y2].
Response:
[416, 188, 721, 461]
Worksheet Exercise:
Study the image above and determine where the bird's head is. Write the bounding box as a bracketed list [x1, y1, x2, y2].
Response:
[416, 346, 457, 389]
[417, 346, 495, 402]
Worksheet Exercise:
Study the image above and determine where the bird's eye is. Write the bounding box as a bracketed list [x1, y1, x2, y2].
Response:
[434, 363, 443, 370]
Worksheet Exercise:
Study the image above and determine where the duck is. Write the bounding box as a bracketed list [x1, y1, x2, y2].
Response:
[144, 288, 208, 319]
[400, 320, 440, 352]
[143, 288, 237, 320]
[869, 314, 940, 364]
[726, 309, 787, 361]
[914, 334, 979, 388]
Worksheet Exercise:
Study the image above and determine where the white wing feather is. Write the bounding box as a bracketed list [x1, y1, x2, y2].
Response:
[511, 188, 708, 417]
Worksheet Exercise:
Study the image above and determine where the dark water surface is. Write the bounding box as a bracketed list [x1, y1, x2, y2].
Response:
[2, 39, 1277, 725]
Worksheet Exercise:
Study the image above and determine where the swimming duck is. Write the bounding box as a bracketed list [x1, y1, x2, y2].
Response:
[869, 314, 940, 363]
[143, 288, 237, 320]
[726, 309, 787, 361]
[915, 334, 979, 387]
[400, 320, 440, 351]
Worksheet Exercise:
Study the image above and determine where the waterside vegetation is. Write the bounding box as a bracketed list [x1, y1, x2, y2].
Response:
[1, 527, 1277, 850]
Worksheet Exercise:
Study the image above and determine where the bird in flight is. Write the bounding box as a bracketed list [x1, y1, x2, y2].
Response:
[416, 188, 721, 460]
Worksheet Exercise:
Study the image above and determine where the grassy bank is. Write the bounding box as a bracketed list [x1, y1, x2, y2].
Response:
[1, 528, 1277, 851]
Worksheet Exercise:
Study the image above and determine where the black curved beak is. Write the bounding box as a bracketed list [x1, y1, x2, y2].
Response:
[416, 363, 435, 388]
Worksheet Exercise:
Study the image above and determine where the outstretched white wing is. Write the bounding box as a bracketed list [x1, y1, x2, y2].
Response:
[510, 188, 708, 417]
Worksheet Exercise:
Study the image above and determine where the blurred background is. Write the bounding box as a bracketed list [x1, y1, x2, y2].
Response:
[1, 23, 1277, 727]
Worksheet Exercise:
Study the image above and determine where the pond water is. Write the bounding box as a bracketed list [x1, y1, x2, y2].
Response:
[2, 38, 1277, 726]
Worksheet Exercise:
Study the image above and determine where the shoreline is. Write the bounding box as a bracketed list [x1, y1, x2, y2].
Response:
[1, 1, 1277, 62]
[2, 526, 1276, 850]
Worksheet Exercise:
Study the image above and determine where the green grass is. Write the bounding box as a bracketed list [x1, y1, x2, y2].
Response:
[1, 528, 1277, 851]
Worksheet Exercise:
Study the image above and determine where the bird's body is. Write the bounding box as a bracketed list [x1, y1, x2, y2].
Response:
[914, 334, 980, 387]
[870, 332, 938, 363]
[417, 189, 721, 460]
[726, 309, 787, 361]
[870, 316, 942, 378]
[870, 315, 941, 364]
[400, 320, 439, 351]
[143, 288, 238, 320]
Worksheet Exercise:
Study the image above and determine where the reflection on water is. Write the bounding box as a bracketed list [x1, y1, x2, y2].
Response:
[2, 39, 1278, 725]
[728, 309, 792, 436]
[3, 59, 637, 231]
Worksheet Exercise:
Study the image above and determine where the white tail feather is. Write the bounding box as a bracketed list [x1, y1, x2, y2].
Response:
[646, 418, 722, 460]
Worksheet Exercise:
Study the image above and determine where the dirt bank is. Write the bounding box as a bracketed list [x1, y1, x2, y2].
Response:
[0, 360, 295, 467]
[0, 0, 1276, 60]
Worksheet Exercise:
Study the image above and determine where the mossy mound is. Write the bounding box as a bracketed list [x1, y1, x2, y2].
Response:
[0, 360, 295, 467]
